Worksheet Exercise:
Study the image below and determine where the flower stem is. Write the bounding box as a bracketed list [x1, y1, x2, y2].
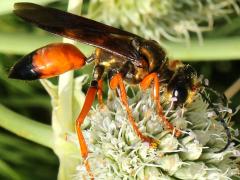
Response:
[48, 0, 83, 179]
[0, 104, 53, 148]
[165, 37, 240, 61]
[1, 31, 240, 61]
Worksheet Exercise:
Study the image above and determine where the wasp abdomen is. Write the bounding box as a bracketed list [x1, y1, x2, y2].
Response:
[9, 43, 86, 80]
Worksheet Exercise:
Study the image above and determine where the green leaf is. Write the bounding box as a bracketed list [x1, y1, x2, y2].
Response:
[0, 159, 21, 180]
[0, 104, 53, 148]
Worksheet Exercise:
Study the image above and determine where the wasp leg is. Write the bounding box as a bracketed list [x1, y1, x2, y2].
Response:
[109, 73, 156, 145]
[97, 79, 104, 107]
[199, 91, 231, 153]
[93, 65, 105, 107]
[140, 73, 181, 137]
[75, 65, 104, 179]
[75, 81, 97, 179]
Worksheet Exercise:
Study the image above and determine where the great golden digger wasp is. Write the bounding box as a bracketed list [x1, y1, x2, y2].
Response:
[9, 2, 231, 179]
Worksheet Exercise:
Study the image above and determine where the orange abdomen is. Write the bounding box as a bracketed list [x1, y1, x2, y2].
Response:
[9, 43, 86, 80]
[33, 43, 86, 78]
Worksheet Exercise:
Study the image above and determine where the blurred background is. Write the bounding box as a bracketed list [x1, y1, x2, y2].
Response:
[0, 0, 239, 179]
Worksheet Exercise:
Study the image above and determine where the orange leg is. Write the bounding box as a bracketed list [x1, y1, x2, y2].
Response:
[109, 73, 155, 144]
[140, 73, 181, 137]
[75, 81, 99, 180]
[97, 79, 104, 108]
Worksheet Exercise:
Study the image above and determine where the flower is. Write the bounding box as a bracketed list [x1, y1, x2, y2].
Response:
[68, 87, 239, 179]
[87, 0, 239, 44]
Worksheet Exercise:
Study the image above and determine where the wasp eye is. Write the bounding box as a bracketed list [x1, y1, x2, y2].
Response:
[172, 86, 188, 106]
[174, 89, 179, 97]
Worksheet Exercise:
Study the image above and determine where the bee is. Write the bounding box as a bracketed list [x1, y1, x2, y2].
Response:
[9, 2, 231, 178]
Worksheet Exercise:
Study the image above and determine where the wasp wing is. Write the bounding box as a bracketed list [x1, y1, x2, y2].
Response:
[14, 2, 142, 61]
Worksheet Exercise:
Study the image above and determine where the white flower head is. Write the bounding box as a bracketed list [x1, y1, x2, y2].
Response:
[87, 0, 240, 43]
[72, 89, 239, 179]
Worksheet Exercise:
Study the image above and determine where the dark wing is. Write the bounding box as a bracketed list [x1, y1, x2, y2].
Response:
[14, 2, 143, 61]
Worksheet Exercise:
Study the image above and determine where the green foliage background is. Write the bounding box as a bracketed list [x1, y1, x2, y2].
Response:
[0, 0, 239, 179]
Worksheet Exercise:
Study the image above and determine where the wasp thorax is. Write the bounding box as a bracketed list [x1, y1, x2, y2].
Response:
[138, 40, 166, 72]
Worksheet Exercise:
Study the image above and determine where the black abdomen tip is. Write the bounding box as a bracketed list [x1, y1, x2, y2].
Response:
[8, 53, 40, 80]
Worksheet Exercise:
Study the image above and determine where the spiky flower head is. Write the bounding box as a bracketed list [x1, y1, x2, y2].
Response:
[87, 0, 240, 43]
[66, 84, 239, 179]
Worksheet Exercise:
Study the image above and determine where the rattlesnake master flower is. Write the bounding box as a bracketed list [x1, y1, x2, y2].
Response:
[87, 0, 239, 43]
[70, 89, 239, 179]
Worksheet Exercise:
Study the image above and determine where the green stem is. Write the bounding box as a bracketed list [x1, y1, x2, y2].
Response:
[0, 96, 50, 108]
[206, 17, 240, 38]
[164, 37, 240, 61]
[0, 31, 93, 55]
[0, 104, 53, 148]
[55, 0, 83, 134]
[0, 30, 240, 61]
[47, 0, 83, 179]
[57, 69, 74, 132]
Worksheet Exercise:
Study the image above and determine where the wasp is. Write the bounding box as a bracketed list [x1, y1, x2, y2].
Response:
[9, 2, 231, 178]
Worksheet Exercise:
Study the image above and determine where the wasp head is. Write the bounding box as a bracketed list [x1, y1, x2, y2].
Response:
[167, 64, 198, 107]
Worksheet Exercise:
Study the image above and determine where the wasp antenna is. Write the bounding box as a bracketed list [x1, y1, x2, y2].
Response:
[199, 91, 232, 153]
[215, 118, 232, 153]
[204, 86, 228, 106]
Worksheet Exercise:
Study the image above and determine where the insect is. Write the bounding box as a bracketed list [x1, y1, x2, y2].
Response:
[9, 2, 231, 178]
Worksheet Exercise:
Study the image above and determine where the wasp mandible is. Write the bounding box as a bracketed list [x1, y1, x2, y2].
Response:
[9, 3, 231, 178]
